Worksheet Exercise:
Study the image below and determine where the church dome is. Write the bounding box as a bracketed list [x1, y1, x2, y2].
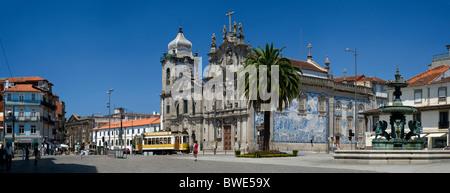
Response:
[168, 27, 193, 58]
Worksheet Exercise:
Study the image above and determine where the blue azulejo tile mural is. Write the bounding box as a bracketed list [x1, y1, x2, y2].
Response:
[254, 92, 328, 144]
[254, 92, 368, 145]
[273, 92, 327, 143]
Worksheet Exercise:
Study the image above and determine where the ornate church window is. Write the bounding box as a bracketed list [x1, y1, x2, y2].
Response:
[358, 103, 364, 112]
[335, 101, 341, 111]
[318, 94, 327, 117]
[298, 92, 307, 116]
[347, 102, 353, 112]
[347, 117, 353, 132]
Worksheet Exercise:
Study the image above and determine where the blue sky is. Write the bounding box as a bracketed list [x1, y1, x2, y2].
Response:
[0, 0, 449, 118]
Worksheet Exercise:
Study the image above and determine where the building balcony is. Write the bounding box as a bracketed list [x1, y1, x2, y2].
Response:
[4, 115, 55, 124]
[4, 99, 40, 106]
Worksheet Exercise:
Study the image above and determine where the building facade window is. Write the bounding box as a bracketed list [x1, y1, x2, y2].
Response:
[335, 116, 342, 134]
[31, 93, 36, 101]
[438, 87, 447, 103]
[347, 117, 353, 133]
[19, 108, 24, 117]
[318, 94, 326, 117]
[298, 92, 307, 116]
[414, 89, 422, 104]
[19, 94, 24, 102]
[6, 124, 12, 134]
[19, 125, 25, 134]
[31, 125, 37, 134]
[31, 108, 36, 118]
[439, 111, 449, 129]
[335, 101, 341, 111]
[184, 100, 188, 114]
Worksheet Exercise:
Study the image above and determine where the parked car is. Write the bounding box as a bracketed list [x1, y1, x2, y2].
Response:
[123, 148, 130, 154]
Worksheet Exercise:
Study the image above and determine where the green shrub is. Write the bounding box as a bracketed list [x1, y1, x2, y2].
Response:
[234, 150, 241, 156]
[254, 151, 261, 158]
[292, 150, 298, 156]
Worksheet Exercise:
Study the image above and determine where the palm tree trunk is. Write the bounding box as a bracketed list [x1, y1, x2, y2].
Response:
[263, 111, 270, 151]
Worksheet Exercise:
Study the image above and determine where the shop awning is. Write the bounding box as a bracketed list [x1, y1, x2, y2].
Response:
[426, 133, 446, 138]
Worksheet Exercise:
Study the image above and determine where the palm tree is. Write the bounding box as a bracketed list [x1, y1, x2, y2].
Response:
[238, 43, 302, 151]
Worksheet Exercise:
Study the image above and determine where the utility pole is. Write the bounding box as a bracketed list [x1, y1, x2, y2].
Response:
[106, 89, 114, 150]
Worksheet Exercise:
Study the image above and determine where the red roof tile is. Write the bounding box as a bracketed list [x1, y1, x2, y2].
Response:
[407, 65, 450, 87]
[289, 58, 328, 73]
[333, 74, 366, 83]
[4, 84, 42, 92]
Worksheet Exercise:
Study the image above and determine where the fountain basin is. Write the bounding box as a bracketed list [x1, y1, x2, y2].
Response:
[378, 105, 418, 115]
[372, 138, 424, 150]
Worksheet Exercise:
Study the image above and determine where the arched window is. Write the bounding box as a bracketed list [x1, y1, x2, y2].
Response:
[183, 100, 188, 114]
[358, 103, 364, 112]
[335, 101, 341, 111]
[347, 102, 353, 112]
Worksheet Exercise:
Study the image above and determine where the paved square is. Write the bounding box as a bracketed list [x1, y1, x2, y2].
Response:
[3, 152, 450, 173]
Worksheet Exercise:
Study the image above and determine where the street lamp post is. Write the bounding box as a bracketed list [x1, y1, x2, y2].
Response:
[106, 89, 114, 150]
[346, 48, 358, 150]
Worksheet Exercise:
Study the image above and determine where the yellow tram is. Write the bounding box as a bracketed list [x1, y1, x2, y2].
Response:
[136, 131, 189, 154]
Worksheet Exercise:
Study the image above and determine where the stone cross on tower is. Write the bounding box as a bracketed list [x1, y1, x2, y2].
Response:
[307, 43, 312, 59]
[226, 10, 235, 33]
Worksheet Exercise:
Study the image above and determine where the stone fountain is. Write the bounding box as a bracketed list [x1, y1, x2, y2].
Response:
[372, 66, 423, 150]
[333, 66, 450, 164]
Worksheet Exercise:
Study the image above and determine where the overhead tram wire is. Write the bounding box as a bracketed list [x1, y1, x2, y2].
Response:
[0, 38, 14, 79]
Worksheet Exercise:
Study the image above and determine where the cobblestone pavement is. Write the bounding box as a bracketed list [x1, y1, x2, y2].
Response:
[2, 151, 450, 173]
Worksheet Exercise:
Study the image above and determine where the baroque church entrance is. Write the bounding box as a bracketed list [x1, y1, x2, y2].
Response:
[223, 125, 232, 150]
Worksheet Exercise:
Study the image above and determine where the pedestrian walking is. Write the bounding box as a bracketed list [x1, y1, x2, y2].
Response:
[193, 141, 198, 162]
[80, 144, 85, 159]
[0, 145, 5, 171]
[5, 143, 13, 171]
[22, 147, 25, 160]
[33, 146, 40, 166]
